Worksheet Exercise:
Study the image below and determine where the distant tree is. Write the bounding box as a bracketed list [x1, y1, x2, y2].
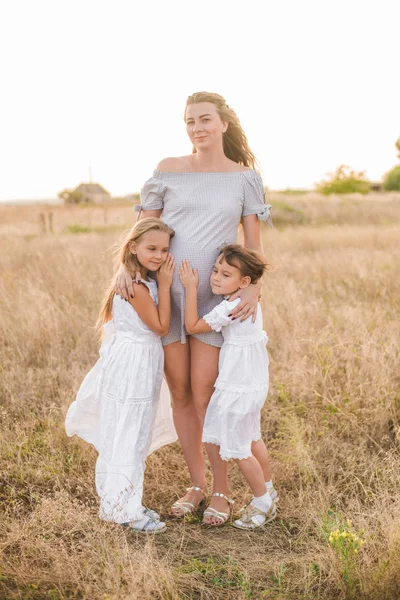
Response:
[382, 138, 400, 191]
[58, 188, 83, 203]
[316, 165, 371, 195]
[383, 166, 400, 191]
[58, 188, 72, 202]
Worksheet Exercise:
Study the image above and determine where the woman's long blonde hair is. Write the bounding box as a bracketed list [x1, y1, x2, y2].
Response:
[98, 218, 175, 326]
[185, 91, 258, 170]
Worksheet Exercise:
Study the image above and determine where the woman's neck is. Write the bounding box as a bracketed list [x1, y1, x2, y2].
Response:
[192, 147, 228, 171]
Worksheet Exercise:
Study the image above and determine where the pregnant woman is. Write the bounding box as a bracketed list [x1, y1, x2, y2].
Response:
[116, 91, 272, 525]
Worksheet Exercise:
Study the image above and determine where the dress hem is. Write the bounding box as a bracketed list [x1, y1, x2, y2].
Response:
[162, 333, 223, 349]
[202, 436, 262, 461]
[213, 382, 269, 393]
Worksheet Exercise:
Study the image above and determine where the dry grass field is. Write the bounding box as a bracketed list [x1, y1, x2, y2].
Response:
[1, 193, 400, 599]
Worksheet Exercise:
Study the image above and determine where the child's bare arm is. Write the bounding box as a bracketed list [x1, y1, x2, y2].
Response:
[179, 261, 212, 335]
[130, 255, 174, 336]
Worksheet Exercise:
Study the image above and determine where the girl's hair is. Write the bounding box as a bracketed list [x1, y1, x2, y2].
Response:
[98, 218, 175, 326]
[185, 92, 258, 170]
[217, 244, 270, 283]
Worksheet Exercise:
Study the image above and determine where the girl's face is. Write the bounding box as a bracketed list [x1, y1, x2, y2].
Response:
[130, 230, 170, 272]
[185, 102, 227, 152]
[210, 257, 250, 296]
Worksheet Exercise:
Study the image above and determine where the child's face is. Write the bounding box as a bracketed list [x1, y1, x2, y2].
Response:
[210, 257, 250, 296]
[131, 231, 170, 272]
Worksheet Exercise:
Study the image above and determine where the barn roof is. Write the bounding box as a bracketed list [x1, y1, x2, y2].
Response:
[73, 183, 110, 195]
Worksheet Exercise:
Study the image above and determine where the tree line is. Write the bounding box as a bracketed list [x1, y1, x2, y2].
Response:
[317, 138, 400, 195]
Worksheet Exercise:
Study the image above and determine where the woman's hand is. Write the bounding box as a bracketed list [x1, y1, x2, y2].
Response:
[179, 260, 199, 290]
[157, 254, 175, 288]
[228, 279, 262, 322]
[115, 264, 141, 300]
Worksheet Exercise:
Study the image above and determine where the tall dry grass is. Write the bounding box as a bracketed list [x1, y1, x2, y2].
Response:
[0, 196, 400, 599]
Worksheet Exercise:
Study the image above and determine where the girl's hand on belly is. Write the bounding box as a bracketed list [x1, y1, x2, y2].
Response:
[179, 260, 199, 290]
[229, 280, 262, 323]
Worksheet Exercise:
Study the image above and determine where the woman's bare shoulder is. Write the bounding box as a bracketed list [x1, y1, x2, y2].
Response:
[156, 156, 192, 172]
[225, 159, 253, 173]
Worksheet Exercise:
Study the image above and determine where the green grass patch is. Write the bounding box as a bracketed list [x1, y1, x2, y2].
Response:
[180, 555, 252, 596]
[65, 223, 129, 235]
[66, 224, 90, 234]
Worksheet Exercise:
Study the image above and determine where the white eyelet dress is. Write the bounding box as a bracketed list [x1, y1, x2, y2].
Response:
[136, 170, 272, 347]
[201, 297, 269, 460]
[65, 280, 177, 524]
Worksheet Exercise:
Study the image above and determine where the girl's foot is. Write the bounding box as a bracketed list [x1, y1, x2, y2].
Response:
[170, 486, 206, 518]
[202, 492, 234, 527]
[233, 493, 276, 531]
[122, 512, 166, 534]
[143, 507, 160, 519]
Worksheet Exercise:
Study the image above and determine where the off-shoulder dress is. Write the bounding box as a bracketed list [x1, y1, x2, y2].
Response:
[136, 170, 272, 348]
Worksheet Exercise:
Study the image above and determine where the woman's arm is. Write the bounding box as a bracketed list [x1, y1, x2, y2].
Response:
[229, 215, 264, 322]
[179, 261, 212, 334]
[242, 214, 264, 255]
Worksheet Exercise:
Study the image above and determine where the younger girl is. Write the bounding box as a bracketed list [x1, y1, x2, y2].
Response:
[66, 218, 177, 534]
[179, 244, 277, 530]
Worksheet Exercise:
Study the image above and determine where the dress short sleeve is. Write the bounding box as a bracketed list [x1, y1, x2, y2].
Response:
[242, 171, 273, 226]
[136, 171, 166, 212]
[202, 298, 240, 332]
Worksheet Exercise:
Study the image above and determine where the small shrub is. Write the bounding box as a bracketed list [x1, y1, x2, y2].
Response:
[317, 165, 371, 195]
[383, 165, 400, 191]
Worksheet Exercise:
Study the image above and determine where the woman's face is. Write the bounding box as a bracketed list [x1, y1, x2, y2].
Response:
[185, 102, 227, 152]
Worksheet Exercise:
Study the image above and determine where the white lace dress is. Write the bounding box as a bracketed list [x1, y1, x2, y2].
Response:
[201, 298, 269, 460]
[65, 280, 177, 523]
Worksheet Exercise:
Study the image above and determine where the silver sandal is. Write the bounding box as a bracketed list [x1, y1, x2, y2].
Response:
[202, 492, 235, 527]
[171, 486, 206, 518]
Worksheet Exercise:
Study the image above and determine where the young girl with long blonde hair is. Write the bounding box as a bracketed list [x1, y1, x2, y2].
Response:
[66, 218, 177, 534]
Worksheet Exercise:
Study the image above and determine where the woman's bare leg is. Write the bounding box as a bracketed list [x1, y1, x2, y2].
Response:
[164, 340, 206, 514]
[190, 337, 230, 525]
[251, 439, 272, 482]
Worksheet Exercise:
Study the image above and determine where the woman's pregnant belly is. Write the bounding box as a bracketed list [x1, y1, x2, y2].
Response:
[169, 239, 228, 312]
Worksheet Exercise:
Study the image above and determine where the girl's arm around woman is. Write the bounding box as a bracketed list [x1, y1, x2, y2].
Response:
[129, 254, 175, 337]
[178, 260, 212, 335]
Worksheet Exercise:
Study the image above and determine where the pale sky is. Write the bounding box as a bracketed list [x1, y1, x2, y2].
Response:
[0, 0, 399, 201]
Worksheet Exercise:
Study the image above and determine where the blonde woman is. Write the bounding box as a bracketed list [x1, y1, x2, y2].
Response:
[116, 92, 273, 526]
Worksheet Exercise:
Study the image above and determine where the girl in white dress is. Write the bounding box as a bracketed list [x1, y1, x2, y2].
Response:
[179, 244, 277, 530]
[65, 218, 177, 534]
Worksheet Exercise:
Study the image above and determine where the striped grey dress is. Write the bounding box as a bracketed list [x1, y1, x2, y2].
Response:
[135, 169, 272, 348]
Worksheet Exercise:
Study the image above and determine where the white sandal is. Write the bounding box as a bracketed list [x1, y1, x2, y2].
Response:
[232, 500, 276, 531]
[122, 513, 166, 535]
[170, 486, 206, 518]
[202, 492, 235, 527]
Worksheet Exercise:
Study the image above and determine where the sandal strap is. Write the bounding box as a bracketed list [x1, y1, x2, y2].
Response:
[240, 504, 270, 522]
[211, 492, 234, 505]
[186, 485, 206, 497]
[123, 515, 163, 532]
[203, 507, 229, 520]
[172, 500, 195, 513]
